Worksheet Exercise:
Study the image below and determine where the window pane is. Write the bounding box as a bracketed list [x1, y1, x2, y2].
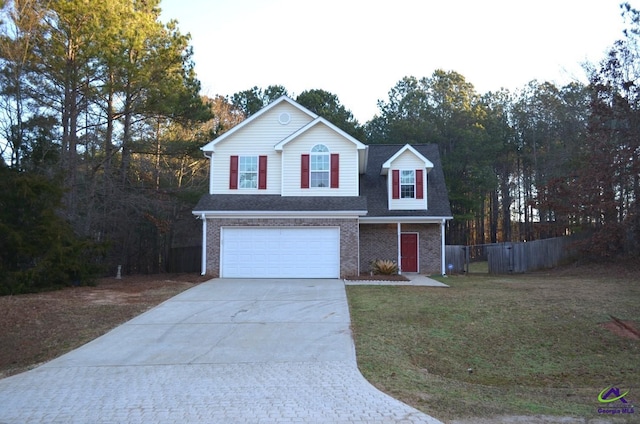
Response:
[311, 171, 329, 187]
[239, 156, 257, 172]
[311, 154, 329, 171]
[239, 173, 257, 188]
[311, 144, 329, 153]
[401, 170, 414, 184]
[401, 185, 415, 198]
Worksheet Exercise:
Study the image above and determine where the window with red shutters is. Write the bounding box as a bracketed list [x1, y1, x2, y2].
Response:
[392, 169, 400, 199]
[416, 169, 424, 199]
[330, 154, 339, 188]
[229, 156, 238, 189]
[258, 155, 267, 189]
[301, 154, 310, 188]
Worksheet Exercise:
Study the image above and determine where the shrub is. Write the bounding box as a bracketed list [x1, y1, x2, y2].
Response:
[370, 259, 398, 275]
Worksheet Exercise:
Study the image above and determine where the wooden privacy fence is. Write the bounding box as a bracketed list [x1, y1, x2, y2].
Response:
[167, 246, 201, 273]
[446, 237, 571, 274]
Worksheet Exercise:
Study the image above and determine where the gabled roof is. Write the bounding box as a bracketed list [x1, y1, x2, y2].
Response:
[200, 96, 317, 153]
[380, 144, 434, 175]
[360, 144, 452, 218]
[274, 117, 367, 151]
[274, 116, 368, 173]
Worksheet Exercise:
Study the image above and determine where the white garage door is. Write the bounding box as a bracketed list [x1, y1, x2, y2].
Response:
[221, 227, 340, 278]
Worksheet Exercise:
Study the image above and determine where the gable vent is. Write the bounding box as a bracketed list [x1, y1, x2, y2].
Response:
[279, 112, 291, 125]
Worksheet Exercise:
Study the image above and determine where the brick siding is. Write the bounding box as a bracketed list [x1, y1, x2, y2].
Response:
[359, 223, 442, 275]
[359, 224, 397, 274]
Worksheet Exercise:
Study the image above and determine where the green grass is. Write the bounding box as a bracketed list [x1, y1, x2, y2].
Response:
[346, 264, 640, 423]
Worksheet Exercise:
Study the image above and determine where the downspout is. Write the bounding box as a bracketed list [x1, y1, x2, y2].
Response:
[201, 213, 207, 276]
[441, 218, 446, 275]
[201, 149, 212, 276]
[397, 222, 402, 275]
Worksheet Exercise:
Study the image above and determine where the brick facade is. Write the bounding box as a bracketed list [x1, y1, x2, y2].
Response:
[359, 224, 397, 273]
[205, 218, 359, 278]
[359, 223, 442, 275]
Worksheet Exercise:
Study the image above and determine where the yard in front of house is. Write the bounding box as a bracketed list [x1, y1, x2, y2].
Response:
[346, 262, 640, 423]
[1, 264, 638, 423]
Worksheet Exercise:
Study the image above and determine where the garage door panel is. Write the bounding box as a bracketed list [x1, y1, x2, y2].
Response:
[221, 227, 339, 278]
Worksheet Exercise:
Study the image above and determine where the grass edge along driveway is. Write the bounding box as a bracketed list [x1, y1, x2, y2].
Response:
[346, 266, 639, 423]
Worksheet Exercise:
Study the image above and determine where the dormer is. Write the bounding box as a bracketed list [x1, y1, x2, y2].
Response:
[381, 144, 434, 210]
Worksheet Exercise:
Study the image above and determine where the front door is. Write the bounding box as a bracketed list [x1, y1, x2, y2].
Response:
[400, 233, 418, 272]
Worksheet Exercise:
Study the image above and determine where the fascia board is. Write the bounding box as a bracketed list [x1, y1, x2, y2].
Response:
[274, 117, 367, 151]
[380, 144, 435, 175]
[193, 210, 368, 218]
[201, 96, 317, 153]
[359, 216, 453, 224]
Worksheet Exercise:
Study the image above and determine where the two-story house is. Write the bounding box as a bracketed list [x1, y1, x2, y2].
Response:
[193, 96, 452, 278]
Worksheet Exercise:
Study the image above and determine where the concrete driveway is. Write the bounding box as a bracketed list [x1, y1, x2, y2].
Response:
[0, 278, 442, 423]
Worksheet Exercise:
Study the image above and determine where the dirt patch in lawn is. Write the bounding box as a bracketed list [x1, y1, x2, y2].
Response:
[601, 316, 640, 340]
[0, 273, 209, 379]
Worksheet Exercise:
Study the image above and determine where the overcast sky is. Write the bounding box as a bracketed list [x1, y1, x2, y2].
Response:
[160, 0, 636, 123]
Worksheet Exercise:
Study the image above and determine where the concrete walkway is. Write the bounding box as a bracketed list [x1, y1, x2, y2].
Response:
[345, 273, 449, 287]
[0, 279, 442, 423]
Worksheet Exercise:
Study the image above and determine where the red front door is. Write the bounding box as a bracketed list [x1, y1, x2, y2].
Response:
[401, 233, 418, 272]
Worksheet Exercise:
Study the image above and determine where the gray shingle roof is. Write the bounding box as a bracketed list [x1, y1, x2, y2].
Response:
[360, 144, 452, 217]
[193, 194, 367, 213]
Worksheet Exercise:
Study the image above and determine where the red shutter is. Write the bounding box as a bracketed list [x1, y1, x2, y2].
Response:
[229, 155, 238, 189]
[392, 170, 400, 199]
[416, 169, 424, 199]
[330, 154, 339, 188]
[301, 154, 310, 188]
[258, 155, 267, 189]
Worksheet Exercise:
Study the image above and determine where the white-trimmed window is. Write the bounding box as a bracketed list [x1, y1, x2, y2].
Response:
[400, 170, 415, 198]
[238, 156, 258, 188]
[310, 144, 330, 188]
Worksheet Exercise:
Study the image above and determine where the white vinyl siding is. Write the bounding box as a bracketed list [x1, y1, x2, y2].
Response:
[388, 151, 428, 210]
[281, 124, 360, 196]
[209, 102, 313, 194]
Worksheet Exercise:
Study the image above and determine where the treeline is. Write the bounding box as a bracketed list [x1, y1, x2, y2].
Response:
[1, 1, 638, 292]
[0, 0, 216, 292]
[363, 5, 640, 254]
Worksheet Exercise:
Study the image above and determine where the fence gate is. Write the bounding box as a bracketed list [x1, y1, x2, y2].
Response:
[487, 243, 514, 273]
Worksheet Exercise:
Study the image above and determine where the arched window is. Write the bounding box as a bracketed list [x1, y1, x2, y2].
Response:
[310, 144, 330, 188]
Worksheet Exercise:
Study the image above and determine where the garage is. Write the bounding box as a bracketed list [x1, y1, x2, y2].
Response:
[220, 227, 340, 278]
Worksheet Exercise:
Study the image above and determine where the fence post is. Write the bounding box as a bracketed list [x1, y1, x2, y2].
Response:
[465, 245, 470, 274]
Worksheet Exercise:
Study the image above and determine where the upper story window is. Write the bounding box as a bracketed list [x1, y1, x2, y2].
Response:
[391, 168, 423, 200]
[230, 155, 267, 190]
[400, 170, 415, 198]
[310, 144, 330, 188]
[239, 156, 258, 188]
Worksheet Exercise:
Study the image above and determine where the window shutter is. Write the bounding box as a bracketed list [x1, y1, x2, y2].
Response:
[258, 155, 267, 189]
[330, 154, 339, 188]
[301, 154, 310, 188]
[392, 169, 400, 199]
[416, 169, 424, 199]
[229, 155, 238, 189]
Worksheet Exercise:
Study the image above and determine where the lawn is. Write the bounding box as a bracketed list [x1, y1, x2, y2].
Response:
[346, 263, 639, 423]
